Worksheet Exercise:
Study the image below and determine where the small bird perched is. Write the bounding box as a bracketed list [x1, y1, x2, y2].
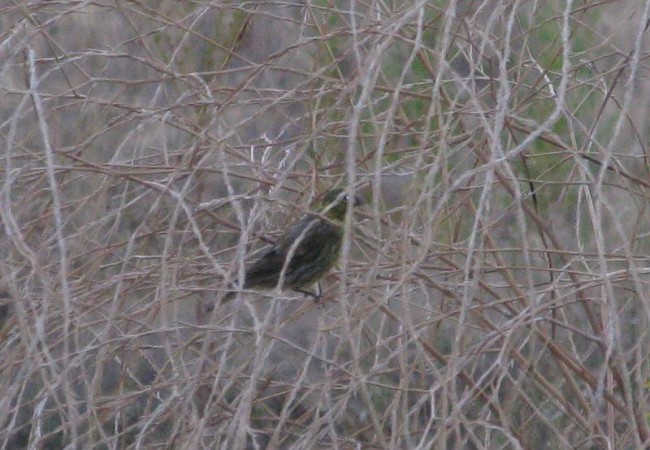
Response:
[222, 188, 362, 303]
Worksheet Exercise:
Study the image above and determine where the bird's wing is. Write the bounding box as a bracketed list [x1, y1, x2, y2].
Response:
[281, 216, 315, 252]
[242, 244, 285, 288]
[242, 215, 340, 289]
[279, 217, 340, 264]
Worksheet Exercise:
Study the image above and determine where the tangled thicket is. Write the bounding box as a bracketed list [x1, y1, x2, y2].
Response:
[1, 1, 649, 449]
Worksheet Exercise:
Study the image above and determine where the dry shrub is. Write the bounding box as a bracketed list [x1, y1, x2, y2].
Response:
[1, 1, 649, 449]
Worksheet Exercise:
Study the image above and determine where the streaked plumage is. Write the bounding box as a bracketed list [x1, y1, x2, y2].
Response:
[223, 188, 360, 302]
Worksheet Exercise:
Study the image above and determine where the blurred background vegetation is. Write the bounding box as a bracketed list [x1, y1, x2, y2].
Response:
[1, 0, 650, 448]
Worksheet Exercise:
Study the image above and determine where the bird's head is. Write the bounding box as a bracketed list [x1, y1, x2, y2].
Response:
[318, 188, 363, 221]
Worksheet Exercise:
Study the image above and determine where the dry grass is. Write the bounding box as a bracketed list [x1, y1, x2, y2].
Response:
[1, 1, 650, 448]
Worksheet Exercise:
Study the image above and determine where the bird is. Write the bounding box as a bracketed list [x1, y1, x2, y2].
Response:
[220, 188, 362, 303]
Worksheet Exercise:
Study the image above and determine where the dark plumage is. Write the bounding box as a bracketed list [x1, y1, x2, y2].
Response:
[223, 188, 361, 302]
